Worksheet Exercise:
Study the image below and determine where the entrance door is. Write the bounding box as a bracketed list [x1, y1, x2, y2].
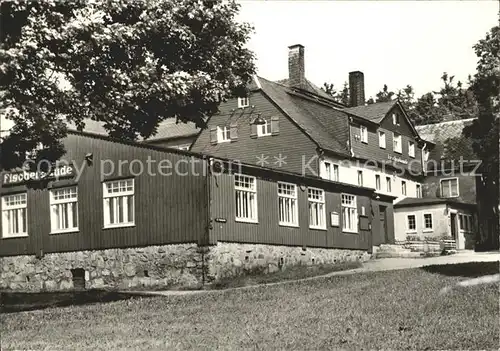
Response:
[450, 213, 458, 249]
[379, 205, 388, 244]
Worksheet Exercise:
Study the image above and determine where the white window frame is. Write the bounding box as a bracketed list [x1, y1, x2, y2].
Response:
[308, 187, 326, 230]
[392, 113, 400, 125]
[234, 174, 258, 223]
[341, 194, 358, 233]
[323, 162, 339, 182]
[440, 178, 459, 198]
[386, 177, 392, 192]
[408, 141, 415, 158]
[238, 97, 250, 108]
[357, 170, 363, 186]
[103, 178, 135, 228]
[416, 184, 422, 198]
[459, 214, 473, 232]
[278, 182, 298, 227]
[1, 193, 28, 238]
[332, 164, 339, 182]
[50, 186, 79, 234]
[217, 126, 230, 143]
[406, 214, 417, 233]
[257, 119, 272, 137]
[375, 174, 381, 191]
[360, 125, 368, 143]
[393, 133, 402, 154]
[401, 180, 407, 196]
[379, 131, 386, 149]
[423, 213, 433, 232]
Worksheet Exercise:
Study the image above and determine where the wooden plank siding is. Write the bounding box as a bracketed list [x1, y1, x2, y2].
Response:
[350, 104, 423, 177]
[209, 167, 373, 251]
[191, 91, 320, 176]
[0, 133, 209, 257]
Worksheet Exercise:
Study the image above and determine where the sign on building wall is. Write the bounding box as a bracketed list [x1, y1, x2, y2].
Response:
[387, 155, 409, 165]
[2, 165, 74, 186]
[330, 212, 339, 227]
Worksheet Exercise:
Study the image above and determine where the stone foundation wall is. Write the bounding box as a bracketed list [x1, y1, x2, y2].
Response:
[0, 244, 205, 292]
[206, 242, 371, 282]
[0, 243, 370, 292]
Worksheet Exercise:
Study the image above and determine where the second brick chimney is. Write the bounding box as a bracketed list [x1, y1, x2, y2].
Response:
[349, 71, 365, 107]
[288, 44, 306, 89]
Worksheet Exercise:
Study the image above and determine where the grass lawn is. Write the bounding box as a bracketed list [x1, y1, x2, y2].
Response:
[2, 261, 499, 350]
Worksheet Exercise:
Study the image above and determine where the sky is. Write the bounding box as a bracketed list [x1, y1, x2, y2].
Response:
[236, 0, 499, 98]
[1, 1, 498, 135]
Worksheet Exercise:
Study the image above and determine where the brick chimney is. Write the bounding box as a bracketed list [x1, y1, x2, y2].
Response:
[288, 44, 305, 89]
[349, 71, 365, 107]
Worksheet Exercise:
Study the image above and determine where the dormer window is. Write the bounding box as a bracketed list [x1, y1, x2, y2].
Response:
[257, 119, 271, 137]
[238, 97, 249, 108]
[392, 113, 400, 125]
[217, 126, 230, 143]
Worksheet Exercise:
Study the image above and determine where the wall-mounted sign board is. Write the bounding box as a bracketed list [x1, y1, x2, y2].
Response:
[2, 165, 74, 186]
[330, 212, 339, 227]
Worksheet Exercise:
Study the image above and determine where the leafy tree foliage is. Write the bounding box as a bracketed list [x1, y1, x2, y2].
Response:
[463, 25, 499, 250]
[321, 81, 349, 106]
[0, 0, 255, 169]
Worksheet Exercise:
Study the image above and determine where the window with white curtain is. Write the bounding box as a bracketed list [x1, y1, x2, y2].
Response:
[2, 193, 27, 238]
[50, 187, 78, 233]
[341, 194, 358, 233]
[278, 182, 298, 226]
[393, 133, 402, 153]
[234, 174, 258, 222]
[308, 188, 326, 229]
[103, 179, 135, 228]
[379, 131, 386, 149]
[360, 125, 368, 143]
[257, 119, 271, 137]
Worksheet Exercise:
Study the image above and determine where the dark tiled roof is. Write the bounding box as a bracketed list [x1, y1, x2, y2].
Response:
[275, 78, 336, 101]
[67, 118, 199, 142]
[416, 118, 477, 161]
[146, 119, 199, 141]
[394, 196, 476, 208]
[257, 76, 350, 156]
[343, 100, 398, 122]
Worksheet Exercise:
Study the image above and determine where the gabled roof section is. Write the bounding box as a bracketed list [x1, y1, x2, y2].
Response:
[416, 118, 477, 160]
[343, 100, 397, 123]
[67, 118, 199, 142]
[256, 76, 350, 156]
[416, 118, 476, 144]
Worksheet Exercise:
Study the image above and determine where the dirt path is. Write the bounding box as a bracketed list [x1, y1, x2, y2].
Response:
[126, 251, 499, 297]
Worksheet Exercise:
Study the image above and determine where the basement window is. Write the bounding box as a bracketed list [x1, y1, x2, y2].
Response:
[71, 268, 86, 290]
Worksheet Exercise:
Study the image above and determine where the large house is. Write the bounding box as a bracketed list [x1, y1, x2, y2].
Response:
[0, 44, 483, 292]
[191, 44, 433, 246]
